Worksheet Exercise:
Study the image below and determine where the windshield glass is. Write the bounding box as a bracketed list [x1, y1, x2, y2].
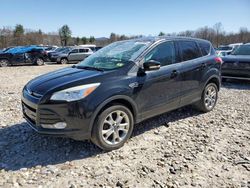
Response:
[77, 40, 151, 70]
[231, 45, 250, 55]
[60, 48, 71, 53]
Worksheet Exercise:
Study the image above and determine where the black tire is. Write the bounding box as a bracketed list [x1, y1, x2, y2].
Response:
[36, 58, 44, 66]
[60, 58, 68, 64]
[91, 105, 134, 151]
[194, 83, 218, 112]
[0, 59, 10, 67]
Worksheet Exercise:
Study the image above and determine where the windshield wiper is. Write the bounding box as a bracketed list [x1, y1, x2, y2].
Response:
[75, 65, 104, 72]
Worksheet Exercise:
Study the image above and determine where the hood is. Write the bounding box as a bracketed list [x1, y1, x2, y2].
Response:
[222, 55, 250, 62]
[25, 67, 105, 95]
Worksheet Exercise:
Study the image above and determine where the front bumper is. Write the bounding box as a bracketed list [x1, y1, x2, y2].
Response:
[21, 89, 93, 140]
[49, 56, 58, 62]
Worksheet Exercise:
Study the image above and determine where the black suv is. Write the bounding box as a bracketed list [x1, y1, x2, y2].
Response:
[22, 37, 222, 150]
[0, 46, 48, 67]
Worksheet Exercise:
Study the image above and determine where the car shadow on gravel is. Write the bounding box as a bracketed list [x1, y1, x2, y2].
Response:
[0, 106, 200, 171]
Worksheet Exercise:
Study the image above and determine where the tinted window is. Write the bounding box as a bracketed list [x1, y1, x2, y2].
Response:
[217, 46, 233, 51]
[145, 41, 176, 66]
[79, 49, 89, 53]
[179, 41, 202, 61]
[198, 41, 211, 56]
[71, 49, 78, 53]
[231, 45, 250, 55]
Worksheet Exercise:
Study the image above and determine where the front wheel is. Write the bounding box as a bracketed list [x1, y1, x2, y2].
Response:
[0, 59, 9, 67]
[91, 105, 134, 151]
[60, 58, 68, 64]
[194, 83, 218, 112]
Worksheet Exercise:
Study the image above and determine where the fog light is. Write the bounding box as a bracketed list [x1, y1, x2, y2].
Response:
[41, 122, 67, 129]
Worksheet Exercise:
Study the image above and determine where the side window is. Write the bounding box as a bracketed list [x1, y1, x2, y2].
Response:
[145, 41, 176, 67]
[178, 41, 202, 61]
[79, 48, 89, 53]
[197, 41, 211, 56]
[71, 49, 78, 53]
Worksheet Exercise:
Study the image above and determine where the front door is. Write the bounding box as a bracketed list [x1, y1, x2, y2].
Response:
[68, 49, 79, 61]
[134, 41, 182, 119]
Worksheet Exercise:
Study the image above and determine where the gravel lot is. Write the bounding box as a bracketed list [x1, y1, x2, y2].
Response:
[0, 64, 249, 188]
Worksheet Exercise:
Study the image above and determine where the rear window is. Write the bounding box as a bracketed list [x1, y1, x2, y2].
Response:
[197, 41, 211, 56]
[178, 41, 202, 61]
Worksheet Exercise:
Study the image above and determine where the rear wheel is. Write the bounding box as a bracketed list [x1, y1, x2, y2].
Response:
[91, 105, 134, 151]
[36, 58, 44, 66]
[0, 59, 9, 67]
[194, 83, 218, 112]
[60, 58, 68, 64]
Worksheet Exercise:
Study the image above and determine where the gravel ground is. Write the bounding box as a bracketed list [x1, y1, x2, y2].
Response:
[0, 64, 249, 188]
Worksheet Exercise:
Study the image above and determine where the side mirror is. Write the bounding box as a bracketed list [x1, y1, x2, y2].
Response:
[143, 60, 161, 71]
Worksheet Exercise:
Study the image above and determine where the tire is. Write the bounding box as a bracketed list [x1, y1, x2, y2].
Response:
[194, 83, 218, 112]
[91, 105, 134, 151]
[36, 58, 44, 66]
[60, 58, 68, 64]
[0, 59, 9, 67]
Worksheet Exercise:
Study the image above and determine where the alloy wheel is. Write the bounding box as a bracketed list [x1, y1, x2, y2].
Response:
[101, 110, 130, 145]
[204, 85, 217, 110]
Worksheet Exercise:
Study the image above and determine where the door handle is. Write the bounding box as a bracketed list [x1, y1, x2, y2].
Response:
[170, 70, 179, 79]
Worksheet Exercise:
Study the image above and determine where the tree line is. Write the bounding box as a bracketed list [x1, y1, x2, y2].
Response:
[0, 23, 249, 49]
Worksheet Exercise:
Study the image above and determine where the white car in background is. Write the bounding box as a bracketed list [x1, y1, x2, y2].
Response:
[216, 43, 242, 57]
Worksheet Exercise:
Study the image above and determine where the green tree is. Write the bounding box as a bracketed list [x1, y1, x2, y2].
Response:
[89, 36, 95, 43]
[59, 25, 72, 46]
[81, 37, 88, 44]
[38, 29, 42, 35]
[13, 24, 24, 45]
[158, 32, 165, 36]
[14, 24, 24, 37]
[110, 33, 117, 42]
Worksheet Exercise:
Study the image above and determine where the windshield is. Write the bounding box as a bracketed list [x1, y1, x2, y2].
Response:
[77, 40, 151, 70]
[231, 45, 250, 55]
[60, 48, 72, 53]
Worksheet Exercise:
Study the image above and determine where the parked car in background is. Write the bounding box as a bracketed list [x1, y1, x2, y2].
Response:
[43, 45, 58, 53]
[48, 47, 72, 62]
[79, 44, 96, 52]
[22, 37, 221, 150]
[216, 43, 242, 57]
[54, 47, 94, 64]
[222, 43, 250, 80]
[0, 46, 48, 67]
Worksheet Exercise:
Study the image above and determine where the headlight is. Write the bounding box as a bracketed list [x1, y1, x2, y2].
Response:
[50, 83, 100, 102]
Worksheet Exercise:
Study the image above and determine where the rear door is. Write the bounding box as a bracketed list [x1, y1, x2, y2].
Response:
[78, 48, 91, 61]
[176, 40, 204, 105]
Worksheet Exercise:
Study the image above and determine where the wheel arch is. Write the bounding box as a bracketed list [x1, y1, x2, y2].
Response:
[89, 95, 138, 134]
[205, 75, 221, 91]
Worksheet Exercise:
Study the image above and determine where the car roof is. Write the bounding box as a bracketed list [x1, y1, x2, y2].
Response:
[121, 36, 210, 44]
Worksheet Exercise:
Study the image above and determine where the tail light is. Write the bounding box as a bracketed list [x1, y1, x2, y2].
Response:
[215, 57, 223, 64]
